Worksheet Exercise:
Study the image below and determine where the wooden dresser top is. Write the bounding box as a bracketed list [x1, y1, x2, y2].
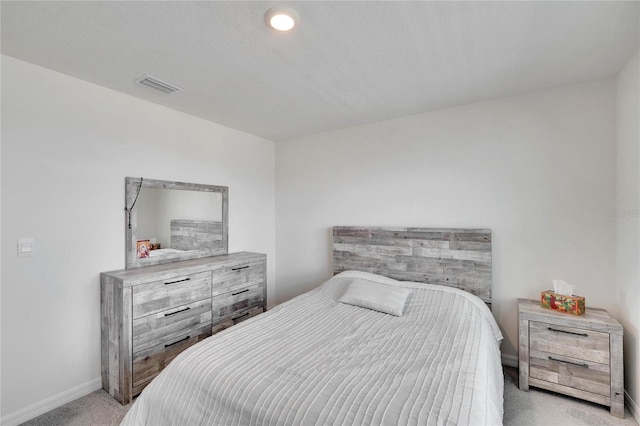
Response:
[102, 252, 265, 286]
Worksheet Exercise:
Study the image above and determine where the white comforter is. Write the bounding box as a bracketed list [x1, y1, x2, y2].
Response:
[122, 271, 504, 426]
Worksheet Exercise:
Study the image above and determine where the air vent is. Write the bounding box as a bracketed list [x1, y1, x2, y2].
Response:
[134, 75, 182, 94]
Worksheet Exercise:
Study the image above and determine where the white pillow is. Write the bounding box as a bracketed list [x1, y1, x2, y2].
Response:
[339, 279, 412, 316]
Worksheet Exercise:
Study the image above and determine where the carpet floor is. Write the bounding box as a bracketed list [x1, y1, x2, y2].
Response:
[20, 367, 638, 426]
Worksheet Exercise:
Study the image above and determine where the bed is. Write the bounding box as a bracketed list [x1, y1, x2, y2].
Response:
[144, 220, 222, 259]
[121, 227, 503, 426]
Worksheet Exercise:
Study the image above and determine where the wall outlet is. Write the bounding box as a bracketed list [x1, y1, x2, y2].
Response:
[18, 238, 34, 257]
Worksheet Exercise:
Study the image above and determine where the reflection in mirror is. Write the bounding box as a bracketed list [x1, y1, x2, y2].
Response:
[125, 177, 228, 268]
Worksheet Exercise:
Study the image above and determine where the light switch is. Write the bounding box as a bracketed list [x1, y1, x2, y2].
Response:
[18, 238, 34, 257]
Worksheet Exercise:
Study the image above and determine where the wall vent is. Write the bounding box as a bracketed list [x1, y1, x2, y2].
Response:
[134, 75, 182, 94]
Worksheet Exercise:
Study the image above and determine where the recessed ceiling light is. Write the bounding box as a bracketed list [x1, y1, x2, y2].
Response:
[264, 7, 298, 32]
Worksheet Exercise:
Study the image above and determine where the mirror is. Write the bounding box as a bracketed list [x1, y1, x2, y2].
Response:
[125, 177, 228, 268]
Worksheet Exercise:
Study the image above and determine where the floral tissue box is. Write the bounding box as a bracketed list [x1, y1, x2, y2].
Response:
[540, 290, 585, 315]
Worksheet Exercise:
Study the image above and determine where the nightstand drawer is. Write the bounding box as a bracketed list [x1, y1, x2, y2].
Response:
[529, 321, 610, 364]
[132, 271, 212, 318]
[529, 349, 610, 397]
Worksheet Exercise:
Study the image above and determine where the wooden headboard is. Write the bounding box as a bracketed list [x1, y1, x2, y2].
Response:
[333, 226, 492, 305]
[170, 220, 223, 251]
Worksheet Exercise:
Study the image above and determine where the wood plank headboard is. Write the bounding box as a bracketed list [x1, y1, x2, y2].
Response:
[170, 220, 223, 251]
[333, 226, 492, 305]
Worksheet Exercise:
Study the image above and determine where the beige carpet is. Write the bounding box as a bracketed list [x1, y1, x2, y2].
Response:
[19, 389, 131, 426]
[20, 367, 638, 426]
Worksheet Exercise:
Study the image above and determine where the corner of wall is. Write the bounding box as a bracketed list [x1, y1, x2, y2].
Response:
[615, 49, 640, 421]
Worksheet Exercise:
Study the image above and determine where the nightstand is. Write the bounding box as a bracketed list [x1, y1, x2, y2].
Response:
[518, 298, 624, 418]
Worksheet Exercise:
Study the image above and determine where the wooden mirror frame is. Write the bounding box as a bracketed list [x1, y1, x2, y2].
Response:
[125, 177, 228, 269]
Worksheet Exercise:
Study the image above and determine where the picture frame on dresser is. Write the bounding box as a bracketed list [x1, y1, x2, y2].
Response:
[518, 298, 624, 418]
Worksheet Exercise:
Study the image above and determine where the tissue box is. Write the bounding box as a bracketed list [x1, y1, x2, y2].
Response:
[540, 291, 585, 315]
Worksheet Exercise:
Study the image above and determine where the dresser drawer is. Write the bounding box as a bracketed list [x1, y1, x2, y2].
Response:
[213, 283, 264, 316]
[132, 325, 211, 396]
[132, 298, 212, 353]
[212, 260, 265, 296]
[212, 306, 264, 334]
[529, 321, 610, 364]
[529, 349, 610, 397]
[132, 271, 212, 319]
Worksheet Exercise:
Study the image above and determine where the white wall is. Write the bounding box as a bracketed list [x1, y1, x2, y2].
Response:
[0, 55, 275, 422]
[276, 80, 617, 364]
[615, 51, 640, 419]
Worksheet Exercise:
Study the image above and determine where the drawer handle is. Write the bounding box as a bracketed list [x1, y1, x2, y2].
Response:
[547, 327, 588, 337]
[232, 312, 250, 321]
[548, 356, 589, 369]
[232, 289, 250, 296]
[165, 336, 190, 348]
[164, 307, 191, 317]
[231, 266, 250, 271]
[165, 277, 191, 285]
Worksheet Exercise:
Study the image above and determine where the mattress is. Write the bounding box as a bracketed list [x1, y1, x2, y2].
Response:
[121, 271, 504, 426]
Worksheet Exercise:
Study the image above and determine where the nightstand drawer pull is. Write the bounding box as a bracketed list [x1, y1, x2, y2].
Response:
[232, 289, 250, 296]
[548, 356, 589, 368]
[165, 336, 190, 348]
[164, 277, 191, 285]
[547, 327, 588, 337]
[231, 265, 250, 271]
[164, 307, 191, 317]
[232, 312, 250, 321]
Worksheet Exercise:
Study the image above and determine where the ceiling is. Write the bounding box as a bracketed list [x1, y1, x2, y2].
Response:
[2, 1, 638, 142]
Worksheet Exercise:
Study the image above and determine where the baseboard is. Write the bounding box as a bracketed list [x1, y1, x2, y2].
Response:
[0, 377, 101, 426]
[501, 353, 518, 368]
[626, 390, 640, 423]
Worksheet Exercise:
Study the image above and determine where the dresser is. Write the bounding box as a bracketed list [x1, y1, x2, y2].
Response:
[101, 252, 266, 404]
[518, 299, 624, 418]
